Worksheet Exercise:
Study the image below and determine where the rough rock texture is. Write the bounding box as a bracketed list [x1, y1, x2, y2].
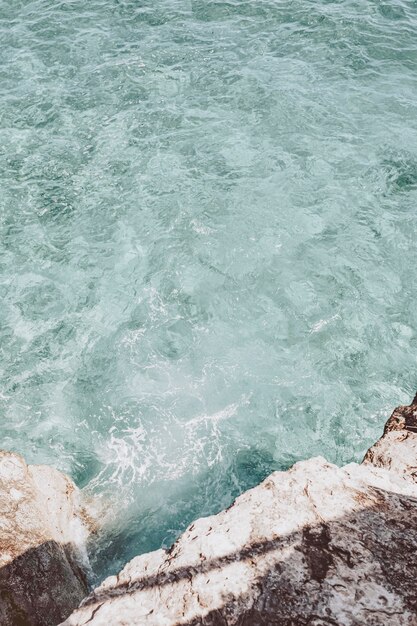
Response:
[62, 396, 417, 626]
[0, 451, 91, 626]
[363, 392, 417, 478]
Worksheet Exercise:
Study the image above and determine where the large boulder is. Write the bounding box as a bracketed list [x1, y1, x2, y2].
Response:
[62, 395, 417, 626]
[0, 451, 91, 626]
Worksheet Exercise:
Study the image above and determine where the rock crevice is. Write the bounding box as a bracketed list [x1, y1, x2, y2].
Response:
[62, 395, 417, 626]
[3, 397, 417, 625]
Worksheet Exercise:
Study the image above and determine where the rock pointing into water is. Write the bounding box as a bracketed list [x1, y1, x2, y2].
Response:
[62, 395, 417, 626]
[2, 397, 417, 626]
[0, 451, 91, 626]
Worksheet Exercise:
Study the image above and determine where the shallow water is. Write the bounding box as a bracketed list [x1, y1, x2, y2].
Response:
[1, 0, 417, 578]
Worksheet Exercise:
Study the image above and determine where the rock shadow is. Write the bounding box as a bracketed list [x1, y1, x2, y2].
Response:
[0, 540, 88, 626]
[79, 484, 417, 625]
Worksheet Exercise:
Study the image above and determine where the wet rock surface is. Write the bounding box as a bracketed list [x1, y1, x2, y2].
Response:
[62, 396, 417, 626]
[0, 451, 91, 626]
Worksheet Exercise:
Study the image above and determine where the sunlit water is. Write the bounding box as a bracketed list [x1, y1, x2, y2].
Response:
[1, 0, 417, 579]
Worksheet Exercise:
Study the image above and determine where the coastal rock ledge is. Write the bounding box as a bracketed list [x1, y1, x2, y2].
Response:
[2, 396, 417, 626]
[62, 395, 417, 626]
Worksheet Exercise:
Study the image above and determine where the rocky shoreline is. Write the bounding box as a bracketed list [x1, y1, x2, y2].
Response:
[0, 451, 92, 625]
[2, 396, 417, 625]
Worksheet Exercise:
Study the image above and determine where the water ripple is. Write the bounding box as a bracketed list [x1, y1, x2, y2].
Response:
[1, 0, 417, 579]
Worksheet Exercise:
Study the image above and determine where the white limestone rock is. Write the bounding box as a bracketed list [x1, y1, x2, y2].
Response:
[0, 451, 92, 626]
[62, 396, 417, 626]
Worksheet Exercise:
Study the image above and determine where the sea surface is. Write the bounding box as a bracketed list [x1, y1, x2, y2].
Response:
[1, 0, 417, 578]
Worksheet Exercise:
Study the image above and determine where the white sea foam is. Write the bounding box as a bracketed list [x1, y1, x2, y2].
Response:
[1, 0, 417, 579]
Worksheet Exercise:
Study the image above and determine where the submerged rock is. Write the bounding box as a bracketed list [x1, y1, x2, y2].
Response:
[0, 451, 91, 626]
[62, 395, 417, 626]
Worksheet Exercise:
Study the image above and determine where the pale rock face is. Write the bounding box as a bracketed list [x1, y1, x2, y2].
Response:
[0, 451, 91, 626]
[62, 396, 417, 626]
[363, 393, 417, 478]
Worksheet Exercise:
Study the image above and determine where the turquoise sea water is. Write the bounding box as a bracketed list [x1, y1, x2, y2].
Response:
[1, 0, 417, 578]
